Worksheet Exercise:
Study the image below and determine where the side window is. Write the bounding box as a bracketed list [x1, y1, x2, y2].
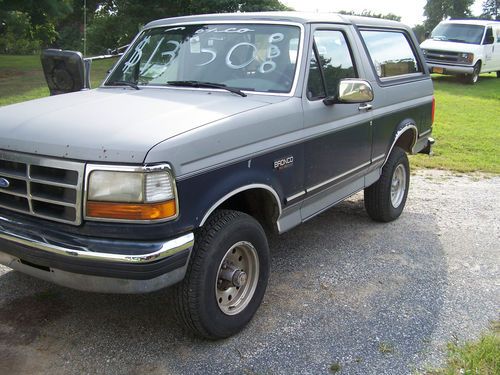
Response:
[360, 30, 421, 79]
[307, 30, 357, 100]
[307, 53, 327, 100]
[483, 27, 493, 44]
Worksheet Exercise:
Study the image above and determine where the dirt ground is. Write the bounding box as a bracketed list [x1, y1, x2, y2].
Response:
[0, 170, 498, 374]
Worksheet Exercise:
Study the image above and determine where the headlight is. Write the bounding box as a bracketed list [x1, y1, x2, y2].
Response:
[86, 165, 177, 222]
[458, 52, 474, 64]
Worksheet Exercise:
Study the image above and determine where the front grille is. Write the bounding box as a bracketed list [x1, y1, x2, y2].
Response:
[0, 150, 84, 225]
[425, 49, 460, 63]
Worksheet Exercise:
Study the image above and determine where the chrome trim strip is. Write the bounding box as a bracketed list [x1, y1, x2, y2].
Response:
[371, 154, 386, 163]
[286, 190, 306, 203]
[103, 20, 305, 98]
[306, 161, 371, 194]
[200, 183, 282, 226]
[0, 222, 194, 264]
[83, 163, 179, 224]
[418, 129, 432, 138]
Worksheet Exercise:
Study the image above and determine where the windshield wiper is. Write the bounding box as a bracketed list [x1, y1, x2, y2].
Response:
[107, 80, 140, 90]
[166, 81, 247, 97]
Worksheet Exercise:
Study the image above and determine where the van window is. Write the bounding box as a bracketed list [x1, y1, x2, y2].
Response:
[360, 30, 421, 79]
[483, 27, 494, 44]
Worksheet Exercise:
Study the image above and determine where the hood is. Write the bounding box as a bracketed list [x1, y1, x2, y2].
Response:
[420, 39, 478, 53]
[0, 87, 274, 163]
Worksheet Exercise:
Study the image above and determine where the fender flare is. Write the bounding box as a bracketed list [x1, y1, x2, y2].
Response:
[383, 121, 418, 165]
[199, 183, 282, 227]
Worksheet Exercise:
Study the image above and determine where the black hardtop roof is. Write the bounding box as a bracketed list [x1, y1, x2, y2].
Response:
[144, 11, 409, 31]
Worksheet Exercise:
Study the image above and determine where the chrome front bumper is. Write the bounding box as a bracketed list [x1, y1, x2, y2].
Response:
[0, 214, 194, 293]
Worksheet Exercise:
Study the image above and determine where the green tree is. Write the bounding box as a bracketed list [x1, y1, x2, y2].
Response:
[0, 0, 73, 51]
[339, 10, 401, 21]
[413, 24, 427, 42]
[423, 0, 474, 32]
[86, 0, 291, 54]
[481, 0, 499, 20]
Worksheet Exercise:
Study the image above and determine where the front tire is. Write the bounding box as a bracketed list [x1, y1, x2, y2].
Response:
[174, 210, 269, 339]
[465, 62, 481, 84]
[364, 146, 410, 222]
[496, 71, 500, 78]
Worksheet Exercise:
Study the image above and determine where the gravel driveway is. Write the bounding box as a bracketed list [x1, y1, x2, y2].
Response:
[0, 170, 498, 375]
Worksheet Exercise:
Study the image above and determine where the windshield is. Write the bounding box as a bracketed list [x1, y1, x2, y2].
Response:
[105, 23, 301, 94]
[430, 23, 485, 44]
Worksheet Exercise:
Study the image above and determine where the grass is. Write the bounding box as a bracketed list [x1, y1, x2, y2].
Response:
[424, 322, 499, 375]
[0, 55, 498, 173]
[0, 55, 117, 107]
[411, 73, 500, 174]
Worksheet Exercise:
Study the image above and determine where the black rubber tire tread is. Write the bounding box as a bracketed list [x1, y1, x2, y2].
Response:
[496, 71, 500, 78]
[364, 146, 410, 222]
[173, 209, 269, 339]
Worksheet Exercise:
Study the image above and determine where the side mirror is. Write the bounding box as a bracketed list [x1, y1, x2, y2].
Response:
[323, 79, 374, 106]
[338, 79, 374, 103]
[425, 31, 430, 39]
[41, 49, 86, 95]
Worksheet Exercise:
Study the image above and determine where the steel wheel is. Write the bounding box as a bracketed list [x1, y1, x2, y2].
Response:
[215, 241, 259, 316]
[390, 164, 407, 208]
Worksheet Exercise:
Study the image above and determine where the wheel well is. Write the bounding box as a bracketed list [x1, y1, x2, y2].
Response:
[217, 188, 281, 234]
[393, 128, 417, 154]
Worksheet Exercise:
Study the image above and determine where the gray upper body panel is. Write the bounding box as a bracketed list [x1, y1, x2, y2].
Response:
[0, 87, 281, 163]
[144, 12, 409, 31]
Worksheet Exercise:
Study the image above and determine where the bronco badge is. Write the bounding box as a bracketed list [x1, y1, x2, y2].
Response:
[273, 156, 294, 170]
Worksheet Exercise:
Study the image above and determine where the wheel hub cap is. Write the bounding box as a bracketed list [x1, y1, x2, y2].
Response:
[390, 164, 406, 208]
[215, 241, 259, 316]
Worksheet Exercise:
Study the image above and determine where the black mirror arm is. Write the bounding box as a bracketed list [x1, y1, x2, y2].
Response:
[323, 96, 338, 106]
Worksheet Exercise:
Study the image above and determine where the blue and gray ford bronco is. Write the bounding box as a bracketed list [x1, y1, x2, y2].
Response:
[0, 12, 434, 339]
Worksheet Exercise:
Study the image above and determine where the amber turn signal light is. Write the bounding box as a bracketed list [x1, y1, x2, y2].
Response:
[87, 200, 177, 221]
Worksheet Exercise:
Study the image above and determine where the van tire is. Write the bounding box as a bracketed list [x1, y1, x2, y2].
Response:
[496, 71, 500, 78]
[466, 62, 481, 84]
[364, 147, 410, 222]
[174, 210, 269, 339]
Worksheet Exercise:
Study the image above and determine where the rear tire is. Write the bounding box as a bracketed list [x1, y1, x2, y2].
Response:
[364, 147, 410, 222]
[496, 71, 500, 78]
[174, 210, 269, 339]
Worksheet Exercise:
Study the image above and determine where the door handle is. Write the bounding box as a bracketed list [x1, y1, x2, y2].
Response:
[358, 104, 373, 111]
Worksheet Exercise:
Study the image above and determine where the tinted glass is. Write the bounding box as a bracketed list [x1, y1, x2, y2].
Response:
[313, 30, 356, 94]
[361, 30, 420, 78]
[308, 30, 357, 99]
[484, 27, 493, 44]
[306, 52, 326, 100]
[106, 24, 301, 93]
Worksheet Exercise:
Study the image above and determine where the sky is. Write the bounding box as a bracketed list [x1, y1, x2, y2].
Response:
[280, 0, 485, 27]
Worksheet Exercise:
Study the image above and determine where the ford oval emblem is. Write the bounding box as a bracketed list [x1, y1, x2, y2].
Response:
[0, 177, 10, 188]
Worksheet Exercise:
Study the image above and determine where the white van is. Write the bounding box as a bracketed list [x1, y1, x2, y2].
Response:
[420, 20, 500, 84]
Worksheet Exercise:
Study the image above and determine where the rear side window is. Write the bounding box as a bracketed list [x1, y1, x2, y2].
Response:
[360, 30, 421, 79]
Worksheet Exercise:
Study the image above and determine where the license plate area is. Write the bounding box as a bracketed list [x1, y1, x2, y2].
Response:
[432, 67, 444, 74]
